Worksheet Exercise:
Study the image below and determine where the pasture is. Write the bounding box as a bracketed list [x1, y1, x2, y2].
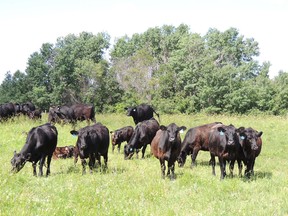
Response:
[0, 113, 287, 215]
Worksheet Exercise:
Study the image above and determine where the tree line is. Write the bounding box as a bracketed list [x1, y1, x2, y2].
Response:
[1, 24, 287, 115]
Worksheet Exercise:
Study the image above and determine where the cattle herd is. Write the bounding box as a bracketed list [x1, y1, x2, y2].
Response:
[0, 102, 41, 120]
[9, 103, 263, 180]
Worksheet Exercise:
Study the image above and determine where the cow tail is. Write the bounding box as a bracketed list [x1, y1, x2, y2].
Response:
[91, 105, 96, 123]
[153, 109, 160, 123]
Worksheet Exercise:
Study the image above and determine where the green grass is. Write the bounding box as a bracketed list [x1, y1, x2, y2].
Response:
[0, 113, 287, 215]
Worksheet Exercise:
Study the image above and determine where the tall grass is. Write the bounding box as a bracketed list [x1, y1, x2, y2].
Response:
[0, 113, 287, 215]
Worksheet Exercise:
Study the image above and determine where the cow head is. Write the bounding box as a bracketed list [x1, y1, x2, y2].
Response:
[217, 124, 237, 146]
[160, 123, 186, 143]
[110, 130, 122, 146]
[237, 127, 263, 151]
[177, 150, 187, 167]
[11, 151, 31, 173]
[124, 144, 134, 159]
[71, 130, 86, 150]
[124, 106, 137, 117]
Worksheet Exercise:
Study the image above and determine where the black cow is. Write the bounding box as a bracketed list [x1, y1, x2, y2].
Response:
[124, 103, 160, 125]
[49, 104, 96, 126]
[48, 106, 60, 124]
[0, 102, 16, 120]
[208, 124, 239, 180]
[11, 123, 58, 176]
[70, 123, 109, 174]
[177, 122, 222, 168]
[70, 104, 96, 124]
[151, 123, 186, 180]
[55, 105, 75, 123]
[124, 118, 160, 159]
[21, 102, 36, 115]
[110, 126, 134, 153]
[231, 127, 263, 178]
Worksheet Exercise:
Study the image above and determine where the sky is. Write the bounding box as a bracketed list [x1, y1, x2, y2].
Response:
[0, 0, 287, 83]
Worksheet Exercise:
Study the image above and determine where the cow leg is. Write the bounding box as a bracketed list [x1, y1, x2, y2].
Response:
[168, 161, 176, 180]
[160, 159, 166, 179]
[218, 157, 226, 180]
[32, 162, 37, 176]
[251, 159, 255, 176]
[141, 145, 148, 159]
[237, 159, 243, 177]
[74, 153, 78, 165]
[210, 153, 216, 176]
[191, 147, 200, 168]
[46, 155, 52, 176]
[39, 156, 45, 176]
[245, 159, 254, 178]
[135, 149, 139, 159]
[117, 144, 121, 153]
[229, 159, 235, 177]
[81, 159, 87, 175]
[88, 154, 95, 173]
[103, 153, 108, 169]
[95, 153, 101, 169]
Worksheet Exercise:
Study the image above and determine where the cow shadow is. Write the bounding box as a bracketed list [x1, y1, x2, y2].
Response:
[240, 171, 273, 182]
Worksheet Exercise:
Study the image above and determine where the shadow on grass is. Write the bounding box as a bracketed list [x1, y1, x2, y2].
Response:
[240, 171, 273, 182]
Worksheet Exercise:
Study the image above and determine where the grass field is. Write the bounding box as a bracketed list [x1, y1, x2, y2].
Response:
[0, 113, 287, 215]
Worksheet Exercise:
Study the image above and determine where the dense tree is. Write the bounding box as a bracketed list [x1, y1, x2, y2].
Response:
[0, 25, 287, 115]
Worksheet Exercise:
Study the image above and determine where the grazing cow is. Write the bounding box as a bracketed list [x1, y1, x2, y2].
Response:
[177, 122, 222, 167]
[53, 145, 74, 159]
[50, 104, 96, 125]
[55, 105, 75, 124]
[70, 104, 96, 124]
[208, 124, 239, 180]
[232, 127, 263, 178]
[124, 118, 160, 159]
[124, 103, 160, 125]
[70, 123, 109, 174]
[151, 123, 186, 180]
[11, 123, 58, 176]
[110, 126, 134, 153]
[0, 102, 16, 120]
[21, 102, 36, 115]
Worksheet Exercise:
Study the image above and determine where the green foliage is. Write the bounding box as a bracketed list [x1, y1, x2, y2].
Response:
[0, 25, 287, 115]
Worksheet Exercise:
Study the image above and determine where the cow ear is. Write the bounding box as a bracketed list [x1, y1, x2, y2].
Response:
[179, 126, 187, 132]
[257, 131, 263, 137]
[124, 107, 128, 110]
[70, 130, 79, 136]
[13, 150, 17, 156]
[160, 125, 167, 131]
[217, 127, 226, 133]
[236, 127, 245, 133]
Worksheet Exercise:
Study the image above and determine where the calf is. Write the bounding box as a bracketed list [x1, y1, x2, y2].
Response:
[177, 122, 222, 167]
[11, 123, 58, 176]
[28, 109, 42, 120]
[208, 124, 239, 180]
[124, 118, 159, 159]
[233, 127, 263, 178]
[110, 126, 134, 153]
[151, 123, 186, 180]
[70, 123, 109, 174]
[53, 145, 74, 159]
